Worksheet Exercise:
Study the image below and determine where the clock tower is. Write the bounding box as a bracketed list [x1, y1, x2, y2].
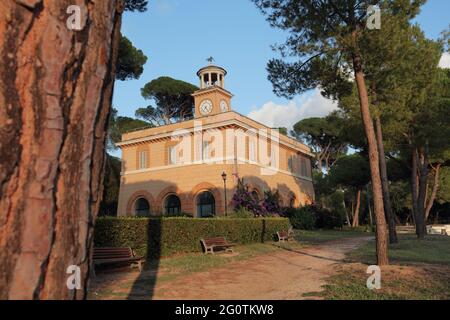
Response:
[192, 62, 233, 118]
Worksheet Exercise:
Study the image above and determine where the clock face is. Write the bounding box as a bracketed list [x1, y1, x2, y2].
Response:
[200, 99, 213, 115]
[220, 100, 228, 112]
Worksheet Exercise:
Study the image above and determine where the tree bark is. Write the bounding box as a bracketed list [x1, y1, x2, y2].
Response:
[375, 115, 398, 243]
[352, 47, 389, 265]
[416, 147, 429, 238]
[316, 153, 324, 172]
[410, 147, 419, 228]
[0, 0, 123, 299]
[342, 192, 351, 226]
[425, 164, 441, 221]
[352, 189, 361, 227]
[366, 184, 373, 227]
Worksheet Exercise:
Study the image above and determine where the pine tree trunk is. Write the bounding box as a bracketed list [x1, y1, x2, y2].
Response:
[342, 193, 351, 226]
[425, 164, 441, 221]
[366, 184, 373, 226]
[375, 116, 398, 243]
[410, 147, 426, 239]
[352, 49, 388, 265]
[0, 0, 123, 299]
[352, 189, 361, 227]
[317, 154, 323, 172]
[416, 148, 429, 238]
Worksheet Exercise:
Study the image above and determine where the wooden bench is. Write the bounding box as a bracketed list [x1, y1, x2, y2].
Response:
[277, 231, 289, 242]
[92, 247, 144, 275]
[277, 228, 295, 242]
[200, 237, 235, 254]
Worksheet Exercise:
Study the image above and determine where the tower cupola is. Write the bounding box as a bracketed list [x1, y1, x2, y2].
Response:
[192, 58, 233, 118]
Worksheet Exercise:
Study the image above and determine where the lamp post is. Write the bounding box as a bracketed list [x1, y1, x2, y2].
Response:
[221, 171, 227, 216]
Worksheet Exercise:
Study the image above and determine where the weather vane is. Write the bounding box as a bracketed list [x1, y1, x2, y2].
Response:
[206, 56, 215, 64]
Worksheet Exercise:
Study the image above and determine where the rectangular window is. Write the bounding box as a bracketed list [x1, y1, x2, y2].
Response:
[168, 146, 177, 165]
[138, 151, 147, 169]
[288, 157, 293, 173]
[249, 140, 256, 162]
[300, 158, 307, 177]
[202, 141, 210, 160]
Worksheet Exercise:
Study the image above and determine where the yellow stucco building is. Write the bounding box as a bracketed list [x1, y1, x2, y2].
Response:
[116, 64, 314, 217]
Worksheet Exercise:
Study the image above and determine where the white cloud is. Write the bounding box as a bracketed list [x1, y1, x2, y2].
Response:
[247, 89, 338, 131]
[439, 53, 450, 69]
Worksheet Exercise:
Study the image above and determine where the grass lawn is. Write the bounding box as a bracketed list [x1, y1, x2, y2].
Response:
[153, 227, 373, 281]
[90, 227, 373, 299]
[89, 241, 306, 299]
[294, 226, 373, 245]
[316, 234, 450, 300]
[152, 241, 305, 281]
[348, 234, 450, 265]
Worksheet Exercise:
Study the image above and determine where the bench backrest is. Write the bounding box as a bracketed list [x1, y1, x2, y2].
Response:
[202, 237, 228, 247]
[93, 247, 134, 260]
[278, 231, 288, 238]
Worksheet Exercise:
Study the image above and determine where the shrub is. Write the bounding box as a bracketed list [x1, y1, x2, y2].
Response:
[229, 208, 255, 218]
[231, 179, 264, 216]
[261, 190, 284, 216]
[286, 207, 316, 230]
[94, 217, 290, 259]
[164, 211, 193, 218]
[314, 206, 345, 229]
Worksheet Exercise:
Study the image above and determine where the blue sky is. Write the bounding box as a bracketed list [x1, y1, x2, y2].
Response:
[113, 0, 450, 126]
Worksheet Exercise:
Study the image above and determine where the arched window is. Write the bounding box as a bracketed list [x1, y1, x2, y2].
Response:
[165, 194, 181, 215]
[135, 198, 150, 216]
[289, 196, 296, 208]
[197, 191, 215, 218]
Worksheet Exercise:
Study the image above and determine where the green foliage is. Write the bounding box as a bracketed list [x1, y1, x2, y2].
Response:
[125, 0, 148, 12]
[437, 167, 450, 204]
[389, 180, 412, 216]
[229, 208, 255, 219]
[107, 107, 152, 149]
[99, 154, 122, 216]
[386, 158, 410, 182]
[231, 179, 263, 216]
[330, 154, 370, 189]
[137, 77, 198, 125]
[116, 35, 148, 81]
[292, 113, 347, 171]
[276, 127, 288, 135]
[314, 206, 345, 229]
[94, 217, 290, 258]
[261, 189, 284, 216]
[286, 207, 316, 230]
[286, 205, 343, 230]
[313, 170, 334, 198]
[252, 0, 425, 99]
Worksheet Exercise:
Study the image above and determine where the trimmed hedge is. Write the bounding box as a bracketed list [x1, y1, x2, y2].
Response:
[94, 217, 290, 259]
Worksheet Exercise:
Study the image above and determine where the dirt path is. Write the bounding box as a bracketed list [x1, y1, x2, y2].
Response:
[155, 236, 372, 300]
[90, 236, 373, 300]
